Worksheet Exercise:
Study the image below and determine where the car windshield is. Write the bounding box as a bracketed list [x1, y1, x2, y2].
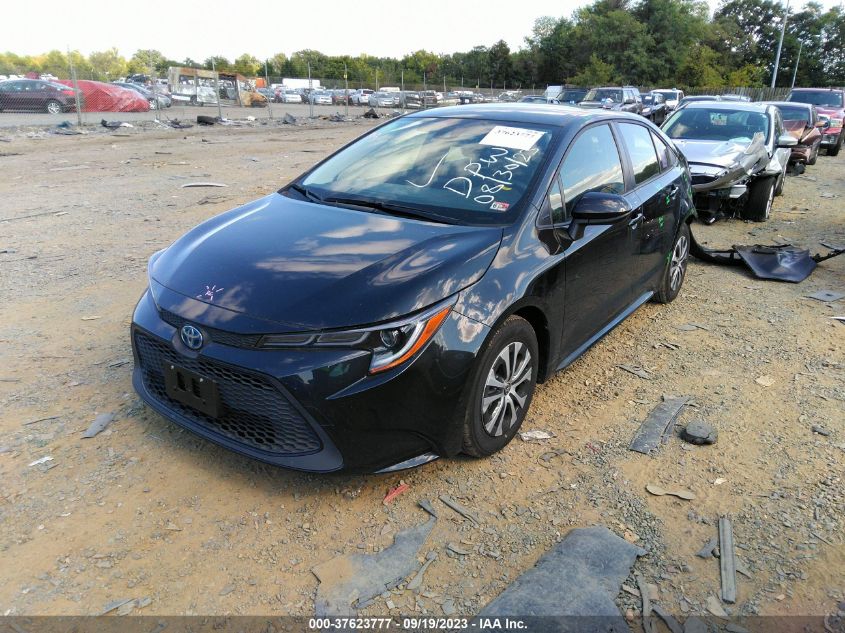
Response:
[559, 90, 585, 101]
[777, 105, 811, 123]
[664, 108, 769, 143]
[585, 88, 622, 102]
[788, 90, 843, 108]
[299, 116, 556, 226]
[643, 95, 657, 104]
[654, 90, 678, 100]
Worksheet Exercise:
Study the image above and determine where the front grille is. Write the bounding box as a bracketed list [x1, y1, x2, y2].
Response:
[135, 331, 322, 455]
[691, 174, 717, 186]
[160, 309, 263, 349]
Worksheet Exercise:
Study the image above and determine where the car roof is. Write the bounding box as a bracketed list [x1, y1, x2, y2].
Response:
[405, 103, 644, 127]
[763, 100, 811, 108]
[790, 87, 844, 92]
[679, 101, 769, 113]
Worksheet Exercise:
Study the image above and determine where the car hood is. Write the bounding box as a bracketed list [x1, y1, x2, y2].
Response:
[672, 136, 768, 169]
[784, 119, 821, 145]
[150, 194, 502, 331]
[815, 106, 844, 119]
[579, 100, 621, 110]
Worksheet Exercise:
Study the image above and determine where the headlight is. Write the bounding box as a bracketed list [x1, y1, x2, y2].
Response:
[260, 302, 454, 375]
[829, 118, 843, 128]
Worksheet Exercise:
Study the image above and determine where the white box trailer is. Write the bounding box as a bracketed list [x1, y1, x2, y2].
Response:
[283, 78, 322, 90]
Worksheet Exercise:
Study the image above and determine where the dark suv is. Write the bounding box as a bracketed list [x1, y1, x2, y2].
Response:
[579, 87, 642, 115]
[786, 88, 844, 156]
[0, 79, 78, 113]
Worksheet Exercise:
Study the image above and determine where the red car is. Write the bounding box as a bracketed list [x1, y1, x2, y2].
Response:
[787, 88, 845, 156]
[765, 101, 824, 166]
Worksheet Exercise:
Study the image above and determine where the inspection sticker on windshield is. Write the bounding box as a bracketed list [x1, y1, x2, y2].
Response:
[710, 113, 728, 126]
[480, 126, 545, 151]
[490, 201, 510, 212]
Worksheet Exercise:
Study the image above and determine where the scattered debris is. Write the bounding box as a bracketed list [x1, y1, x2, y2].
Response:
[363, 108, 379, 119]
[167, 120, 193, 129]
[417, 499, 438, 518]
[538, 447, 569, 467]
[675, 323, 709, 331]
[681, 420, 718, 445]
[705, 595, 729, 618]
[218, 584, 235, 596]
[652, 604, 683, 633]
[629, 396, 690, 454]
[478, 526, 644, 621]
[196, 115, 217, 126]
[101, 120, 133, 129]
[811, 425, 831, 437]
[519, 429, 554, 442]
[82, 412, 114, 438]
[645, 484, 695, 500]
[383, 483, 409, 504]
[735, 557, 753, 579]
[180, 182, 228, 188]
[439, 495, 480, 525]
[28, 456, 53, 467]
[22, 416, 59, 426]
[282, 113, 297, 124]
[755, 375, 775, 387]
[806, 290, 845, 302]
[447, 542, 470, 556]
[313, 515, 436, 616]
[101, 598, 134, 615]
[107, 358, 131, 368]
[696, 536, 718, 559]
[718, 516, 737, 604]
[635, 573, 655, 633]
[81, 315, 101, 321]
[406, 551, 437, 592]
[617, 364, 653, 380]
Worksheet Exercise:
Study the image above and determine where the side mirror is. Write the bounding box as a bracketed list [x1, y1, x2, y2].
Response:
[777, 133, 798, 148]
[624, 98, 635, 104]
[816, 119, 830, 129]
[568, 192, 631, 240]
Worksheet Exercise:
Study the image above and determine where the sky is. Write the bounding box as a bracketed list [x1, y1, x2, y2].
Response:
[5, 0, 842, 62]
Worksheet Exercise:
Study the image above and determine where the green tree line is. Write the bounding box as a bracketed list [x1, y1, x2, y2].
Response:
[2, 0, 844, 88]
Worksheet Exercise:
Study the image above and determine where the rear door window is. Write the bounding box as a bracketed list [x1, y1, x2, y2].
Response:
[618, 123, 660, 185]
[651, 132, 675, 171]
[560, 124, 625, 215]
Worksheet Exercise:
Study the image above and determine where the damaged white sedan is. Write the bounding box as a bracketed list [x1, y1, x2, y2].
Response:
[663, 102, 796, 223]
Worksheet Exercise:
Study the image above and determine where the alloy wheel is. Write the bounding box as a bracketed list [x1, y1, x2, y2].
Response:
[46, 100, 61, 114]
[481, 342, 533, 437]
[670, 234, 689, 292]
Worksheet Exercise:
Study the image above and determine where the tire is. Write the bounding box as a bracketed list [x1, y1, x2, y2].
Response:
[774, 163, 786, 196]
[189, 96, 197, 106]
[740, 175, 775, 222]
[808, 145, 818, 166]
[149, 99, 157, 110]
[45, 100, 62, 114]
[461, 316, 538, 458]
[654, 222, 690, 304]
[827, 136, 841, 157]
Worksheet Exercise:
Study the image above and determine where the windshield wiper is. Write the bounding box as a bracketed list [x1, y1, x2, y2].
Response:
[322, 196, 452, 224]
[288, 183, 325, 204]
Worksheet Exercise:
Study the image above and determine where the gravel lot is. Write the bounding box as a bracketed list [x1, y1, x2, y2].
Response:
[0, 116, 843, 621]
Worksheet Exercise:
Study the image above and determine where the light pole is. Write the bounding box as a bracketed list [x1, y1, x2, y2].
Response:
[790, 40, 803, 90]
[771, 0, 790, 89]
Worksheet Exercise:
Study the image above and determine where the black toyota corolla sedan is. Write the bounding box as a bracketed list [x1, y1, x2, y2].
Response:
[132, 104, 694, 473]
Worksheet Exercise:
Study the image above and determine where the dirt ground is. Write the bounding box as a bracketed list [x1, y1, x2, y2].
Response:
[0, 117, 843, 623]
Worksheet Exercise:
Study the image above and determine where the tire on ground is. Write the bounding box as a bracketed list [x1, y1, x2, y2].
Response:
[461, 315, 539, 458]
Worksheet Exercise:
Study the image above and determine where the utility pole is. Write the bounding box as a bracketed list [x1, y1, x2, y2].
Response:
[401, 69, 405, 111]
[344, 62, 349, 118]
[790, 40, 803, 90]
[67, 46, 83, 126]
[423, 71, 427, 110]
[771, 0, 790, 89]
[265, 59, 272, 119]
[211, 57, 222, 120]
[308, 62, 313, 118]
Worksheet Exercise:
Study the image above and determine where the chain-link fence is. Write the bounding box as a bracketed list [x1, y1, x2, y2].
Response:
[0, 48, 803, 130]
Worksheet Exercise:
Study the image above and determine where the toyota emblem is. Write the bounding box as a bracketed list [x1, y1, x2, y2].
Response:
[180, 324, 204, 350]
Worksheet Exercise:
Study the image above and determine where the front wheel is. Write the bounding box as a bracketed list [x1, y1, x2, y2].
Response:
[654, 222, 690, 304]
[740, 175, 775, 222]
[45, 100, 62, 114]
[827, 135, 841, 157]
[149, 99, 157, 110]
[808, 144, 819, 165]
[462, 316, 538, 458]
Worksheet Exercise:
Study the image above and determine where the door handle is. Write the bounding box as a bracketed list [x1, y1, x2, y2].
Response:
[628, 211, 644, 228]
[668, 184, 680, 197]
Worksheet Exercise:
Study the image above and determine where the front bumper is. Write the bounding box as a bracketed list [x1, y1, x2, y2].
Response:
[131, 288, 489, 473]
[821, 129, 841, 148]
